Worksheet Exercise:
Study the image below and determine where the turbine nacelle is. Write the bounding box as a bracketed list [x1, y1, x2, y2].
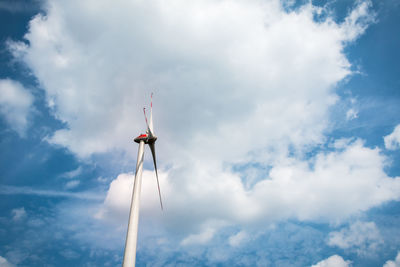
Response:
[133, 133, 157, 144]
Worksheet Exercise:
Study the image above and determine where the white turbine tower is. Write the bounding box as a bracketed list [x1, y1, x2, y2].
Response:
[123, 93, 163, 267]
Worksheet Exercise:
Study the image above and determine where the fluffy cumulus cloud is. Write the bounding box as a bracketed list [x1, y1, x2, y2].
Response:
[0, 79, 33, 137]
[96, 173, 133, 221]
[327, 221, 383, 255]
[384, 125, 400, 150]
[8, 0, 374, 158]
[311, 255, 351, 267]
[96, 171, 168, 222]
[8, 0, 400, 250]
[384, 251, 400, 267]
[99, 139, 400, 240]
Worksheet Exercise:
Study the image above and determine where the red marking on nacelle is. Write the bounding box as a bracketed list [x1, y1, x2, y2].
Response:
[137, 134, 148, 138]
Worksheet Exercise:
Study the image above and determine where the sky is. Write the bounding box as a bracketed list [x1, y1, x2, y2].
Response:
[0, 0, 400, 266]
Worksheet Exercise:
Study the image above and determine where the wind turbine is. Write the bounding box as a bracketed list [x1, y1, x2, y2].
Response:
[123, 93, 163, 267]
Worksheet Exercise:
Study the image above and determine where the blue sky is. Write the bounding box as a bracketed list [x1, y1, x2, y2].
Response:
[0, 0, 400, 266]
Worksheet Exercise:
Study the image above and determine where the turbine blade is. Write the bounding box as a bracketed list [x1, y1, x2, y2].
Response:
[149, 142, 163, 210]
[143, 107, 153, 136]
[149, 93, 154, 134]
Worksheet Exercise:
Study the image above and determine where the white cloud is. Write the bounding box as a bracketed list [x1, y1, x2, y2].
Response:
[346, 108, 358, 120]
[327, 221, 383, 255]
[65, 180, 80, 189]
[341, 0, 376, 41]
[99, 139, 400, 240]
[0, 79, 33, 137]
[384, 125, 400, 150]
[8, 0, 374, 158]
[383, 251, 400, 267]
[95, 173, 133, 221]
[332, 138, 355, 149]
[95, 170, 171, 223]
[9, 0, 395, 246]
[181, 228, 215, 246]
[0, 256, 15, 267]
[228, 230, 249, 247]
[11, 207, 26, 222]
[61, 166, 82, 179]
[250, 140, 400, 223]
[311, 255, 351, 267]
